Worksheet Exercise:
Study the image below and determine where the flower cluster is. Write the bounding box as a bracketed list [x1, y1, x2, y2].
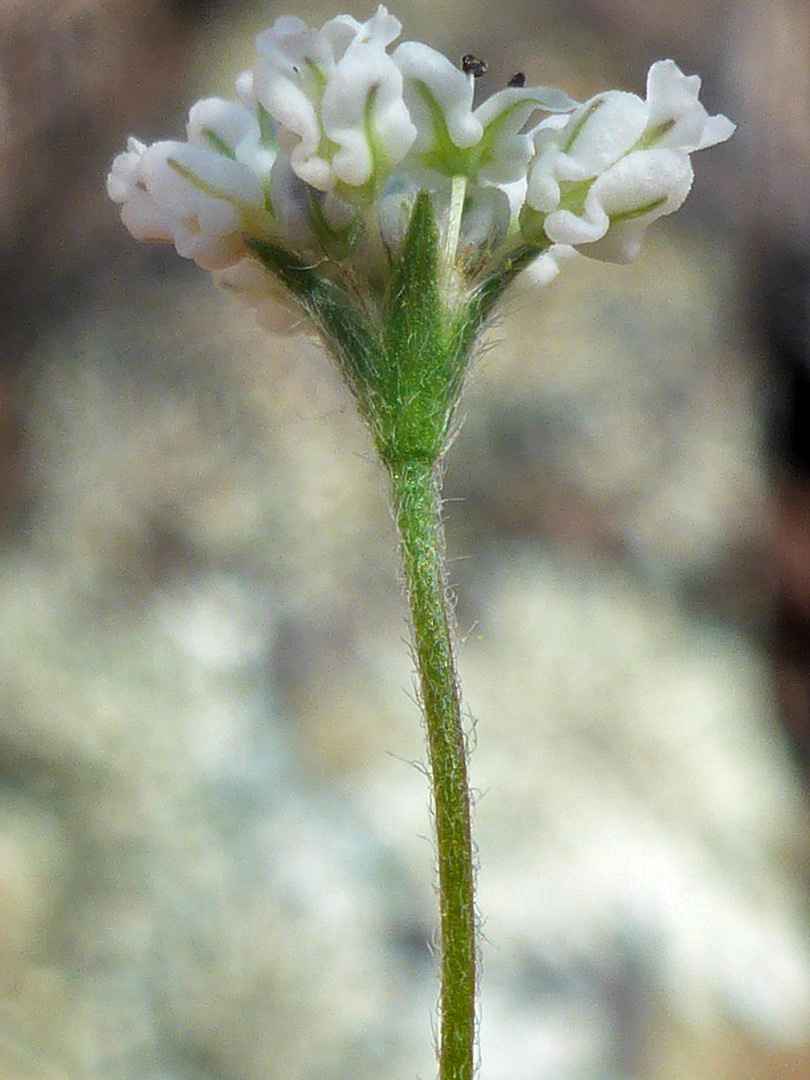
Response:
[107, 5, 733, 315]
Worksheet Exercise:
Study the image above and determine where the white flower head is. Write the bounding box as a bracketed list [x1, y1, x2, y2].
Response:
[523, 59, 735, 262]
[108, 12, 734, 321]
[253, 5, 416, 197]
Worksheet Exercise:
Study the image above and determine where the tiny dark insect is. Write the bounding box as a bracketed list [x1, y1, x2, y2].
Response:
[507, 72, 526, 88]
[460, 54, 488, 78]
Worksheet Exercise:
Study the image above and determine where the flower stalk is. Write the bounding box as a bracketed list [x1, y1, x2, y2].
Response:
[389, 457, 475, 1080]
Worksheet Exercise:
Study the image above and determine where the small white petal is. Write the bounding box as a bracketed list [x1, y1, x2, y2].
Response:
[543, 202, 608, 246]
[376, 175, 420, 249]
[394, 41, 482, 152]
[696, 112, 736, 150]
[526, 145, 590, 212]
[352, 6, 401, 49]
[119, 192, 176, 242]
[144, 142, 265, 225]
[257, 16, 328, 72]
[234, 131, 277, 184]
[561, 92, 648, 173]
[476, 83, 576, 130]
[581, 148, 694, 261]
[252, 80, 323, 187]
[458, 184, 511, 252]
[319, 13, 365, 61]
[268, 152, 317, 248]
[187, 98, 258, 156]
[645, 59, 702, 136]
[321, 37, 415, 188]
[590, 147, 693, 216]
[531, 112, 569, 148]
[644, 59, 735, 152]
[235, 70, 257, 111]
[106, 147, 142, 203]
[173, 223, 246, 269]
[500, 176, 527, 229]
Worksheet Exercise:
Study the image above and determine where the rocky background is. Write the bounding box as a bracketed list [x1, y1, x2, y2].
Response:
[1, 1, 810, 1079]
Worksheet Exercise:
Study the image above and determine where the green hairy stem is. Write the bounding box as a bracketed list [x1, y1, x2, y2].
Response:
[389, 457, 476, 1080]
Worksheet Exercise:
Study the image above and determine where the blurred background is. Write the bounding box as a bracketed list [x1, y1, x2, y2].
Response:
[1, 0, 810, 1077]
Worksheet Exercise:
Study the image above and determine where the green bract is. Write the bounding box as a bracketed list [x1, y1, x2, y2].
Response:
[250, 192, 547, 465]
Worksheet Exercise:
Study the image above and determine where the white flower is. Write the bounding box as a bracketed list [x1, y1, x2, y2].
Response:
[107, 138, 177, 245]
[107, 105, 274, 270]
[384, 44, 576, 273]
[547, 147, 694, 261]
[392, 43, 482, 162]
[393, 41, 576, 185]
[522, 59, 735, 261]
[253, 6, 415, 196]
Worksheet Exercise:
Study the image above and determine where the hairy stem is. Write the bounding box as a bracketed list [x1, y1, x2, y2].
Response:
[388, 456, 476, 1080]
